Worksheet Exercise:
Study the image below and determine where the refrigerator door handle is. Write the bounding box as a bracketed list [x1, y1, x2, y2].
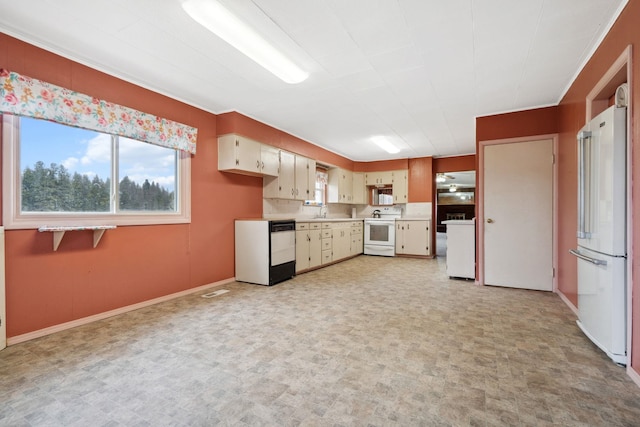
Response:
[570, 249, 607, 266]
[577, 130, 592, 239]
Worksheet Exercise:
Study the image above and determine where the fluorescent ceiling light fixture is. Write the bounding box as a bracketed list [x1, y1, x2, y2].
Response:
[181, 0, 309, 84]
[371, 136, 400, 154]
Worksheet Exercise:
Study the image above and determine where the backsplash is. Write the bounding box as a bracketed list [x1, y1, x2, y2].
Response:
[263, 200, 432, 220]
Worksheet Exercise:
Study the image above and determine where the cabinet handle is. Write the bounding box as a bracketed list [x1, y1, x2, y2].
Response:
[256, 160, 260, 168]
[261, 161, 265, 169]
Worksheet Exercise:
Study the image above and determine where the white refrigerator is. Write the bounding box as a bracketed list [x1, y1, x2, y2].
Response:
[570, 105, 627, 365]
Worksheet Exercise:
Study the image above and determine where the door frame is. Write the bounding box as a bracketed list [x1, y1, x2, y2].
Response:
[477, 134, 559, 291]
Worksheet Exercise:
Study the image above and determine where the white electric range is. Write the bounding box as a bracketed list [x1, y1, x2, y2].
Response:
[364, 208, 402, 256]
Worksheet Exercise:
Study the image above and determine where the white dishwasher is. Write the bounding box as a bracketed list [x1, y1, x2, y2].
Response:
[235, 219, 296, 286]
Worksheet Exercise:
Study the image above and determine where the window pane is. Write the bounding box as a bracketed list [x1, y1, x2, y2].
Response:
[118, 137, 176, 211]
[20, 117, 112, 212]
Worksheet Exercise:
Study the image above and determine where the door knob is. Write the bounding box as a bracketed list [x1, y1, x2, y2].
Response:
[486, 218, 494, 223]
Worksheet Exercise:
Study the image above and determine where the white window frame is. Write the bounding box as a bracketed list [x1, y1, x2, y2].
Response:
[2, 114, 191, 229]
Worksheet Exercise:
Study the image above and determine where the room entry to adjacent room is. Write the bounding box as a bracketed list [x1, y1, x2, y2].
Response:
[480, 137, 555, 291]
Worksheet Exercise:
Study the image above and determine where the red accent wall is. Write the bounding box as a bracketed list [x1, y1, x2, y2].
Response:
[433, 155, 476, 174]
[557, 0, 640, 373]
[353, 159, 409, 172]
[408, 157, 433, 203]
[218, 112, 354, 170]
[0, 34, 353, 338]
[475, 0, 640, 378]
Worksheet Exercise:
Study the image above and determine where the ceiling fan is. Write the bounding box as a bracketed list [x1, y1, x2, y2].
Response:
[435, 173, 455, 183]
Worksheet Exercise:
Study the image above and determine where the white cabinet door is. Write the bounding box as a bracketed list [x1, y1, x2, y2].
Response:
[294, 155, 315, 201]
[352, 172, 366, 204]
[278, 151, 296, 199]
[403, 221, 429, 256]
[365, 171, 393, 186]
[328, 168, 354, 204]
[332, 224, 351, 260]
[309, 228, 323, 269]
[218, 134, 261, 175]
[396, 220, 429, 256]
[260, 145, 280, 177]
[296, 228, 310, 273]
[392, 170, 408, 204]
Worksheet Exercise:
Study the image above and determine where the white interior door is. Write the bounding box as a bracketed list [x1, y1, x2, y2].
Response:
[483, 139, 553, 291]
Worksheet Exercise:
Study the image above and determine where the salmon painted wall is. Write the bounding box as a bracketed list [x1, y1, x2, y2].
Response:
[475, 0, 640, 378]
[353, 159, 409, 172]
[555, 0, 640, 375]
[433, 155, 476, 174]
[0, 33, 265, 337]
[408, 157, 433, 203]
[218, 112, 354, 170]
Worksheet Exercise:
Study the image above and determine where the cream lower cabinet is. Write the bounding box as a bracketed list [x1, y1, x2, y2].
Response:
[350, 221, 363, 255]
[296, 223, 322, 273]
[331, 222, 351, 261]
[395, 220, 430, 256]
[321, 223, 332, 264]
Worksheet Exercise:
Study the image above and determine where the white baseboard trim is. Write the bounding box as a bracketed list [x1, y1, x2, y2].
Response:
[628, 365, 640, 388]
[7, 277, 236, 346]
[557, 289, 578, 316]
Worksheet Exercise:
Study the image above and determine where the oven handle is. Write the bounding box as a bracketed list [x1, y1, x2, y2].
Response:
[366, 220, 396, 226]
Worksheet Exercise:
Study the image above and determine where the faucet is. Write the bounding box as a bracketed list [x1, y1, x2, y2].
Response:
[318, 205, 327, 218]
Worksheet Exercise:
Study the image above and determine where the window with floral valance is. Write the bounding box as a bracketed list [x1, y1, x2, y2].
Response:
[1, 69, 193, 229]
[0, 69, 197, 154]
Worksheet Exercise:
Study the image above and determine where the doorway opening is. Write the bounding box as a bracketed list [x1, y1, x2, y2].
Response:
[435, 171, 476, 257]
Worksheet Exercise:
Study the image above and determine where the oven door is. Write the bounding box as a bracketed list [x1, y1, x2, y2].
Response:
[364, 220, 395, 246]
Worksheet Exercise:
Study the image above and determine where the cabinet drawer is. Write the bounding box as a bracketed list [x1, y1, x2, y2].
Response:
[321, 223, 331, 229]
[296, 222, 309, 230]
[322, 239, 332, 250]
[322, 229, 332, 239]
[321, 250, 332, 264]
[351, 227, 362, 235]
[310, 223, 321, 230]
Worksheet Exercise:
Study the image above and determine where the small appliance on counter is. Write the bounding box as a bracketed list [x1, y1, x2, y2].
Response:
[235, 219, 296, 285]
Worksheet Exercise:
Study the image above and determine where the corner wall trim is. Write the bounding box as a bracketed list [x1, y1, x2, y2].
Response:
[557, 289, 578, 317]
[6, 277, 236, 346]
[628, 365, 640, 388]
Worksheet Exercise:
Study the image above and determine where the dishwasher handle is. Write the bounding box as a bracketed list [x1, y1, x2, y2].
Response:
[569, 249, 607, 266]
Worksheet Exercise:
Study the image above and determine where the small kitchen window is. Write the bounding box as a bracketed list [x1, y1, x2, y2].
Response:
[2, 114, 191, 229]
[314, 167, 328, 205]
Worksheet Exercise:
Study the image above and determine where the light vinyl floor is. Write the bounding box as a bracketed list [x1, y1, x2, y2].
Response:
[1, 256, 639, 426]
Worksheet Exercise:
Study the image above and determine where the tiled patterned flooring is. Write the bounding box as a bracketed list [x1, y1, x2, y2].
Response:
[1, 256, 640, 426]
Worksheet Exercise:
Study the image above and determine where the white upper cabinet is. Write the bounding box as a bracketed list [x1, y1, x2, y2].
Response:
[260, 145, 280, 177]
[392, 170, 408, 204]
[294, 155, 315, 201]
[264, 151, 316, 201]
[218, 134, 261, 176]
[327, 168, 353, 204]
[218, 134, 280, 178]
[352, 172, 366, 204]
[365, 171, 393, 186]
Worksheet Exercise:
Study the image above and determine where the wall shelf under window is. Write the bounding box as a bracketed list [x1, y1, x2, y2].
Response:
[38, 225, 116, 251]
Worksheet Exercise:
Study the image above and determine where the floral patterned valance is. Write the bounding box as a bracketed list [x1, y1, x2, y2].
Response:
[0, 69, 197, 154]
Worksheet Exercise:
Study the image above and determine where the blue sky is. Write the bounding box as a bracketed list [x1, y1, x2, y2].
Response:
[20, 117, 176, 191]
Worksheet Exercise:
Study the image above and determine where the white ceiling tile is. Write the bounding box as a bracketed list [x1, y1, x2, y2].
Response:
[0, 0, 628, 160]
